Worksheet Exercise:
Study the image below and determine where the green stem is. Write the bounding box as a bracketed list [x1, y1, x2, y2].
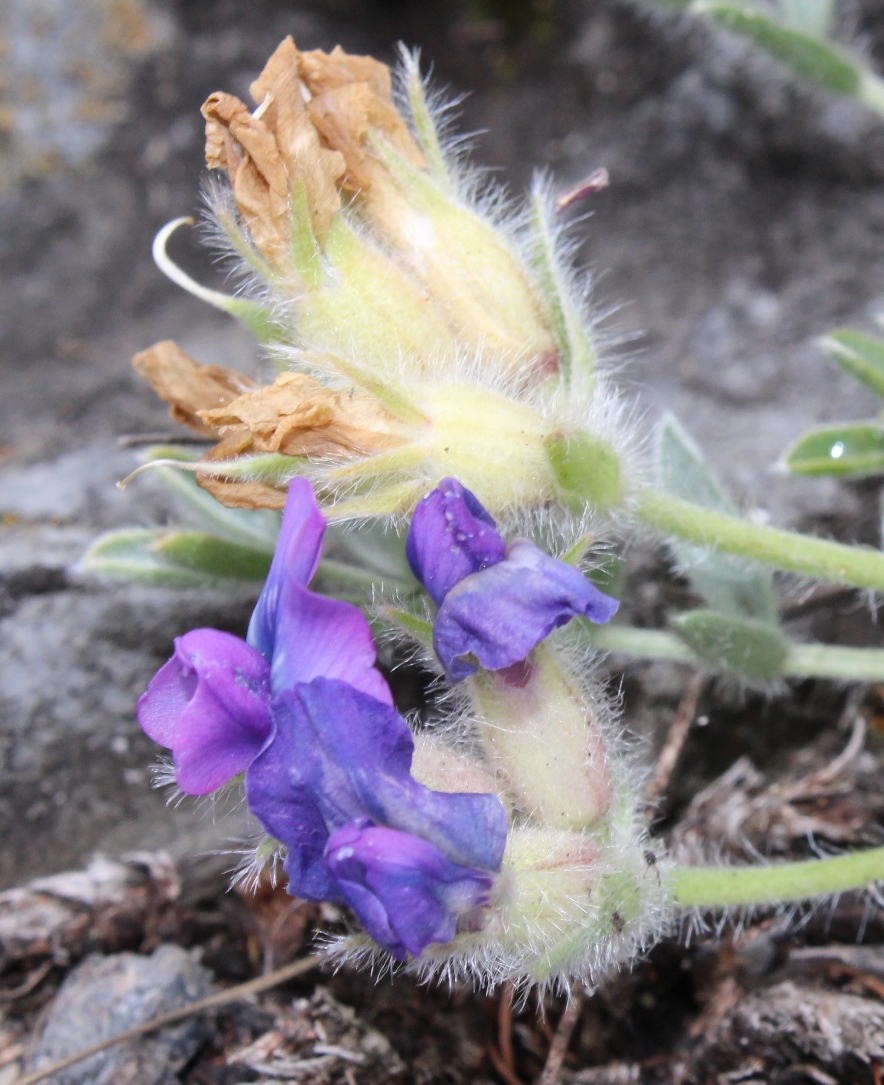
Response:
[669, 847, 884, 909]
[587, 622, 884, 682]
[635, 488, 884, 592]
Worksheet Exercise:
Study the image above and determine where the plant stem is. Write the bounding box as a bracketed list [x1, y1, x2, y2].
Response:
[669, 847, 884, 909]
[587, 622, 884, 682]
[635, 488, 884, 592]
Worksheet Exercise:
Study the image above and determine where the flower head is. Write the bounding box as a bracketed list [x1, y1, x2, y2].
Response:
[245, 677, 507, 959]
[138, 477, 508, 960]
[137, 477, 389, 793]
[406, 477, 619, 681]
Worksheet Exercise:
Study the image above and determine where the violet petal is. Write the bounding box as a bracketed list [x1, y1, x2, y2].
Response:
[271, 581, 392, 704]
[326, 820, 495, 960]
[247, 477, 326, 663]
[245, 679, 507, 900]
[406, 478, 505, 606]
[137, 628, 272, 795]
[434, 538, 620, 682]
[246, 477, 391, 703]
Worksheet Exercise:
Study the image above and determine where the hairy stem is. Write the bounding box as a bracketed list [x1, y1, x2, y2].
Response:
[587, 622, 884, 682]
[669, 847, 884, 909]
[635, 488, 884, 592]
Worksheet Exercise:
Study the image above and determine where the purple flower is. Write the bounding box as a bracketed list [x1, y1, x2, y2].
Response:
[245, 678, 508, 904]
[138, 629, 271, 795]
[137, 478, 391, 794]
[138, 477, 510, 961]
[407, 478, 620, 682]
[326, 819, 495, 960]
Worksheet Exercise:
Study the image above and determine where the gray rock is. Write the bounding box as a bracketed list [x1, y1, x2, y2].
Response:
[27, 944, 214, 1085]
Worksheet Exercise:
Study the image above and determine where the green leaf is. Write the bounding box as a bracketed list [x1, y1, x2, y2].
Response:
[656, 414, 779, 623]
[153, 532, 272, 581]
[820, 330, 884, 400]
[671, 609, 789, 682]
[692, 3, 861, 95]
[783, 421, 884, 478]
[81, 528, 270, 587]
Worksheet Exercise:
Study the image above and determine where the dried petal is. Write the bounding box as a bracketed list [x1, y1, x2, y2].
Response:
[307, 81, 424, 194]
[298, 45, 392, 97]
[202, 37, 347, 268]
[132, 340, 255, 436]
[202, 89, 293, 269]
[199, 371, 407, 458]
[248, 37, 345, 240]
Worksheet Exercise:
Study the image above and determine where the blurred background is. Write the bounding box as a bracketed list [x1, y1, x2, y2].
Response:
[2, 0, 884, 889]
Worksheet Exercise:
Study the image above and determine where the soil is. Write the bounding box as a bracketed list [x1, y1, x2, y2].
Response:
[3, 0, 884, 1081]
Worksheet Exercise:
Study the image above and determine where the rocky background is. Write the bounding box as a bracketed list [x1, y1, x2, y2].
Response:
[3, 2, 884, 1081]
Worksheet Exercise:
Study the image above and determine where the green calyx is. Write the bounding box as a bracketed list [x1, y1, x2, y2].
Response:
[544, 430, 623, 511]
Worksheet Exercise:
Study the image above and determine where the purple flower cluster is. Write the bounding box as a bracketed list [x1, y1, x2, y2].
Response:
[405, 478, 620, 681]
[137, 475, 619, 960]
[138, 479, 505, 959]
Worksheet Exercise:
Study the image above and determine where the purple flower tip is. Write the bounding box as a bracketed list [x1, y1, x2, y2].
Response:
[325, 819, 495, 960]
[406, 479, 620, 682]
[406, 478, 505, 606]
[137, 628, 272, 795]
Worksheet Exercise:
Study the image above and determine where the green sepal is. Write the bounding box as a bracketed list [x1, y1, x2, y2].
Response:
[545, 431, 622, 510]
[527, 190, 597, 388]
[820, 330, 884, 400]
[586, 556, 625, 599]
[671, 609, 789, 682]
[400, 48, 452, 190]
[288, 179, 324, 290]
[783, 421, 884, 478]
[655, 413, 779, 623]
[81, 528, 270, 588]
[690, 3, 860, 95]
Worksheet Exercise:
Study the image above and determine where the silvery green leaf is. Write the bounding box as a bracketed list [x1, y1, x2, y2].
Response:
[81, 528, 270, 587]
[783, 421, 884, 478]
[820, 331, 884, 400]
[691, 3, 860, 94]
[656, 413, 779, 623]
[671, 609, 789, 682]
